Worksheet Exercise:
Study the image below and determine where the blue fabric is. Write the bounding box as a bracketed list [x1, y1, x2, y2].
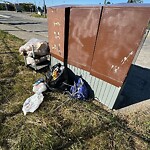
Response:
[70, 78, 88, 100]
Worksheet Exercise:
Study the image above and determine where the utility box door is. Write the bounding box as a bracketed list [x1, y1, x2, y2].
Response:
[47, 7, 66, 61]
[91, 6, 150, 87]
[68, 7, 101, 71]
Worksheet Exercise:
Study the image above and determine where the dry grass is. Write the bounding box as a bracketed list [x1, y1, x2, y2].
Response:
[148, 22, 150, 30]
[0, 30, 149, 150]
[30, 13, 47, 18]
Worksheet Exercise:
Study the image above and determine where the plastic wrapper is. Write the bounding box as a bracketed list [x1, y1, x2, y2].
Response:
[33, 82, 47, 93]
[22, 93, 44, 116]
[26, 56, 36, 66]
[26, 56, 48, 66]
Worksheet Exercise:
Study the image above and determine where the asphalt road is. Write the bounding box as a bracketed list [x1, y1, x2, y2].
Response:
[0, 11, 48, 41]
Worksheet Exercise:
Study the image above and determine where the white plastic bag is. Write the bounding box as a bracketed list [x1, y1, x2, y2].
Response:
[26, 56, 48, 66]
[33, 82, 47, 93]
[22, 93, 44, 115]
[26, 56, 36, 66]
[19, 38, 49, 56]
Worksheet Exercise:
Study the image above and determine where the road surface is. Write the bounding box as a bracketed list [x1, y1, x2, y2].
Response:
[0, 11, 48, 41]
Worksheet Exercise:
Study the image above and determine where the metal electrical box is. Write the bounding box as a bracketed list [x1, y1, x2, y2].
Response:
[47, 4, 150, 108]
[90, 4, 150, 87]
[68, 6, 101, 71]
[47, 6, 70, 61]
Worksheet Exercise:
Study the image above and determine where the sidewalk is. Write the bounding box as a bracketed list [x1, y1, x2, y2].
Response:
[0, 23, 48, 42]
[0, 11, 48, 42]
[135, 31, 150, 69]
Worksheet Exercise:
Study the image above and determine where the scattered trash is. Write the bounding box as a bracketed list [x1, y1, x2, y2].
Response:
[22, 78, 47, 115]
[46, 63, 89, 100]
[22, 62, 89, 115]
[33, 82, 47, 93]
[46, 63, 70, 91]
[19, 38, 49, 56]
[26, 55, 48, 67]
[26, 56, 36, 66]
[70, 78, 88, 100]
[33, 78, 45, 86]
[19, 38, 50, 70]
[46, 63, 63, 81]
[22, 93, 44, 116]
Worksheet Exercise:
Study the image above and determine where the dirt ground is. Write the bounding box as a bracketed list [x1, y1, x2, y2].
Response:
[113, 31, 150, 144]
[114, 100, 150, 140]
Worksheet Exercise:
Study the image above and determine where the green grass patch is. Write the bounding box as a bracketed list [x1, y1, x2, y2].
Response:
[0, 30, 149, 149]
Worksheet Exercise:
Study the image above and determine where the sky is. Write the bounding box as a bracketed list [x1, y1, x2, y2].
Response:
[11, 0, 150, 7]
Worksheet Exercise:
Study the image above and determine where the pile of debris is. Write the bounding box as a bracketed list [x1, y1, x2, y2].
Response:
[19, 38, 89, 115]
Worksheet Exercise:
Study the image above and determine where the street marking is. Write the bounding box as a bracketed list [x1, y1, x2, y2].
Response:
[0, 14, 11, 18]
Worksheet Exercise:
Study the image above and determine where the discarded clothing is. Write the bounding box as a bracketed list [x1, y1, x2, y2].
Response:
[70, 78, 88, 100]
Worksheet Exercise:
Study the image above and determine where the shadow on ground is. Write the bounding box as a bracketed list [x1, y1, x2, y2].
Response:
[0, 22, 40, 25]
[9, 22, 41, 25]
[3, 30, 48, 33]
[114, 64, 150, 109]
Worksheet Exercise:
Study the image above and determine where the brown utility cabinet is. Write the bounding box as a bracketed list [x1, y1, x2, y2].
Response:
[90, 4, 150, 87]
[47, 6, 70, 61]
[68, 6, 102, 71]
[47, 4, 150, 87]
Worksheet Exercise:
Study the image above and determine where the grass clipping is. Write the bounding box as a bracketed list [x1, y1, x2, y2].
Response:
[0, 30, 149, 150]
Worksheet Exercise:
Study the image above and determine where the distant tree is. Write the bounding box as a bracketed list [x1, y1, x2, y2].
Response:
[43, 5, 47, 13]
[104, 0, 111, 4]
[127, 0, 143, 3]
[19, 3, 36, 12]
[107, 1, 111, 4]
[38, 6, 42, 12]
[0, 3, 5, 10]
